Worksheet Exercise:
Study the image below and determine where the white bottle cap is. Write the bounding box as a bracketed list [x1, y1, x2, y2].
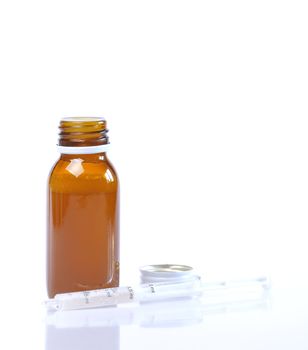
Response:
[139, 264, 198, 284]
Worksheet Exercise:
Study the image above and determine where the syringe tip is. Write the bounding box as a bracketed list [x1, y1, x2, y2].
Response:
[45, 299, 60, 312]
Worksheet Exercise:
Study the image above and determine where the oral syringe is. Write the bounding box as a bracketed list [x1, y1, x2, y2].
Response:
[46, 275, 270, 312]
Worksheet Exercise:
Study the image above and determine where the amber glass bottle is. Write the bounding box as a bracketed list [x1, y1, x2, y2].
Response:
[47, 117, 119, 298]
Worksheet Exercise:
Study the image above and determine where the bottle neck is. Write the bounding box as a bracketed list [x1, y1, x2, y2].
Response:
[60, 152, 107, 162]
[58, 117, 109, 147]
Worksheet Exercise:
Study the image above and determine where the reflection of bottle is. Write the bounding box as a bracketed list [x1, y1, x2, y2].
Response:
[47, 117, 119, 298]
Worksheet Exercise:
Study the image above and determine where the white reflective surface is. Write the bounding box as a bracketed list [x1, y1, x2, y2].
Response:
[43, 283, 308, 350]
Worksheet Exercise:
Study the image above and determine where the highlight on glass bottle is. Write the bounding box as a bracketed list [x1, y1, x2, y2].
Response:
[47, 117, 119, 298]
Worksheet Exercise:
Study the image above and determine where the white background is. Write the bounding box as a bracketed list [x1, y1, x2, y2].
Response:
[0, 1, 308, 348]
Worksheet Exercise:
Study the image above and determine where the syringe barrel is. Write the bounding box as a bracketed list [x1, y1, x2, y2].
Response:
[45, 276, 269, 311]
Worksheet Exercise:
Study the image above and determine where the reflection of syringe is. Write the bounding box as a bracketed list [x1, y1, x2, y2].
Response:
[46, 276, 270, 312]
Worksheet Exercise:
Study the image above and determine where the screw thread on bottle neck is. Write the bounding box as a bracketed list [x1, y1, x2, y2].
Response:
[58, 117, 109, 147]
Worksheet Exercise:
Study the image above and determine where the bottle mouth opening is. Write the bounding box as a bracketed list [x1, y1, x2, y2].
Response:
[61, 116, 106, 123]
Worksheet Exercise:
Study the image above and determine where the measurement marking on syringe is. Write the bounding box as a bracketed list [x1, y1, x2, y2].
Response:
[149, 284, 156, 293]
[127, 286, 134, 300]
[83, 291, 90, 304]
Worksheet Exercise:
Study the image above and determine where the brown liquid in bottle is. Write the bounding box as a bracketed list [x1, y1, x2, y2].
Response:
[47, 117, 119, 298]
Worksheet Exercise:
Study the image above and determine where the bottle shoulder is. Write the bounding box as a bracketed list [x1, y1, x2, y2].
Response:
[48, 156, 118, 193]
